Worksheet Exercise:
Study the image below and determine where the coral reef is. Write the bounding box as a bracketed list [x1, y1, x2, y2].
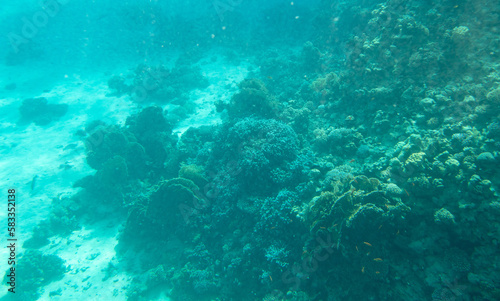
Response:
[221, 78, 279, 120]
[24, 0, 500, 300]
[3, 250, 66, 300]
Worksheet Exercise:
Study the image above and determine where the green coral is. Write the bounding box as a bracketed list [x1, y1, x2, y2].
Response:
[225, 78, 279, 119]
[179, 164, 208, 189]
[3, 250, 66, 300]
[96, 155, 129, 187]
[434, 208, 456, 226]
[146, 177, 201, 227]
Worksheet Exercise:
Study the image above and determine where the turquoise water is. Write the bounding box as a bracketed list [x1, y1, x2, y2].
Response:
[0, 0, 499, 300]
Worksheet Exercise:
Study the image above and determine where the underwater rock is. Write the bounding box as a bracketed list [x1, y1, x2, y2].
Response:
[126, 106, 177, 169]
[352, 175, 380, 192]
[225, 78, 278, 119]
[450, 26, 470, 42]
[467, 174, 494, 200]
[486, 122, 500, 139]
[434, 208, 455, 226]
[486, 88, 500, 113]
[84, 107, 178, 186]
[7, 250, 66, 300]
[404, 152, 427, 173]
[356, 144, 371, 158]
[419, 97, 436, 113]
[125, 142, 148, 178]
[18, 97, 68, 126]
[445, 248, 471, 273]
[85, 125, 131, 170]
[345, 203, 384, 228]
[372, 110, 391, 132]
[430, 160, 446, 177]
[107, 75, 130, 96]
[146, 177, 201, 228]
[179, 164, 208, 189]
[126, 106, 171, 138]
[385, 183, 403, 197]
[476, 152, 495, 169]
[301, 41, 322, 72]
[444, 158, 460, 175]
[407, 176, 433, 197]
[126, 265, 169, 300]
[389, 157, 402, 169]
[95, 155, 129, 188]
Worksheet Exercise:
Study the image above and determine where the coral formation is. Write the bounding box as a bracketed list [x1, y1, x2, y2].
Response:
[2, 250, 66, 300]
[222, 78, 279, 119]
[23, 1, 500, 300]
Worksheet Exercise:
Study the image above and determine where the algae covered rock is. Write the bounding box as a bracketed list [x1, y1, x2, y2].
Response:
[467, 174, 494, 200]
[434, 208, 455, 226]
[450, 26, 470, 42]
[444, 158, 460, 174]
[179, 164, 208, 189]
[301, 41, 322, 71]
[125, 106, 178, 170]
[385, 183, 403, 197]
[345, 203, 384, 228]
[147, 177, 202, 227]
[18, 97, 68, 126]
[95, 155, 129, 187]
[405, 152, 428, 173]
[351, 175, 380, 192]
[4, 250, 66, 300]
[476, 152, 495, 169]
[486, 87, 500, 104]
[225, 78, 279, 119]
[85, 125, 132, 170]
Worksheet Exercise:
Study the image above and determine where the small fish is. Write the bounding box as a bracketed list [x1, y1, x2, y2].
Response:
[350, 159, 356, 163]
[375, 271, 380, 274]
[356, 246, 359, 252]
[363, 242, 372, 247]
[30, 175, 38, 191]
[320, 226, 326, 230]
[373, 258, 383, 262]
[361, 266, 365, 273]
[378, 225, 383, 230]
[269, 275, 273, 282]
[63, 143, 78, 150]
